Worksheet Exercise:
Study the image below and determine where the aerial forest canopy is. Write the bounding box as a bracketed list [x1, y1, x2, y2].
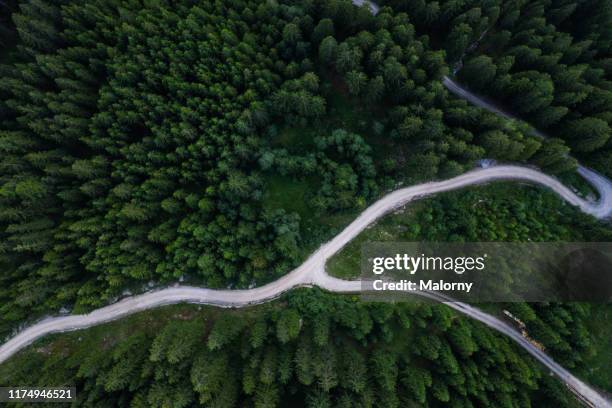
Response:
[386, 0, 612, 171]
[1, 290, 598, 407]
[0, 0, 610, 336]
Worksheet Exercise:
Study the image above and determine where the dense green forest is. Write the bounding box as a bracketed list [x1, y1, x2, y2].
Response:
[3, 184, 611, 407]
[1, 290, 598, 408]
[328, 183, 612, 372]
[2, 0, 608, 336]
[0, 2, 17, 50]
[329, 183, 612, 279]
[0, 0, 550, 332]
[384, 0, 612, 173]
[1, 0, 611, 406]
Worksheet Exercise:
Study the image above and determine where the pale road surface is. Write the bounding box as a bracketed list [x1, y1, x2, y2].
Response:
[442, 75, 612, 407]
[1, 2, 611, 407]
[442, 76, 610, 194]
[0, 165, 611, 407]
[443, 76, 546, 138]
[351, 0, 380, 14]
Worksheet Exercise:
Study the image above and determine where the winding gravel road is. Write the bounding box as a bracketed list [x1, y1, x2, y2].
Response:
[443, 75, 612, 217]
[1, 165, 611, 406]
[440, 78, 612, 407]
[1, 2, 611, 406]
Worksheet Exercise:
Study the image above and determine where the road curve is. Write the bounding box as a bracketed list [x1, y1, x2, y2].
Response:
[1, 164, 611, 406]
[443, 75, 612, 219]
[1, 2, 611, 405]
[442, 76, 612, 407]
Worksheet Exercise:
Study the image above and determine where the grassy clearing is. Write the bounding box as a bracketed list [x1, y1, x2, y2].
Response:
[262, 77, 392, 256]
[261, 173, 360, 256]
[269, 76, 392, 159]
[323, 80, 397, 163]
[326, 202, 424, 279]
[268, 80, 363, 153]
[270, 124, 318, 152]
[262, 174, 317, 222]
